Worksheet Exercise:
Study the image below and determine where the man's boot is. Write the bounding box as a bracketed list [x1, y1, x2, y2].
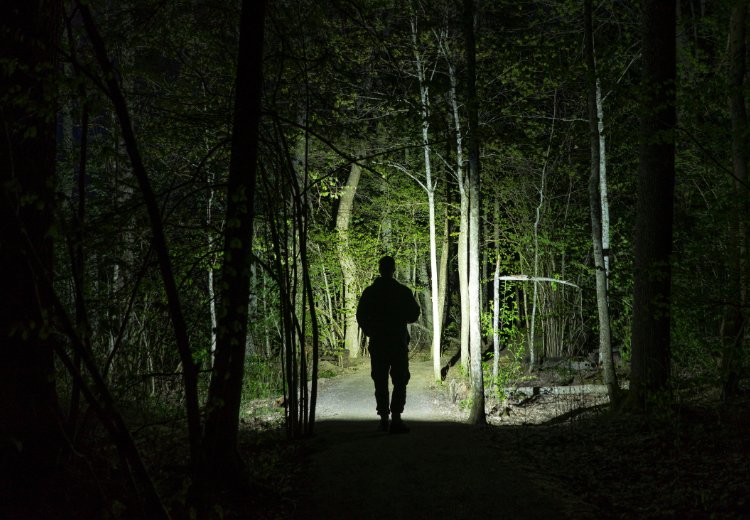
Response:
[377, 416, 390, 432]
[389, 414, 410, 434]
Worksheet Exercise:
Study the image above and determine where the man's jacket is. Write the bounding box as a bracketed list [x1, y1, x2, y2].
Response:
[356, 277, 421, 345]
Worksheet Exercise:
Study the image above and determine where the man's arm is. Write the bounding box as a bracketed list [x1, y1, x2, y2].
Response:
[403, 286, 421, 324]
[356, 287, 373, 337]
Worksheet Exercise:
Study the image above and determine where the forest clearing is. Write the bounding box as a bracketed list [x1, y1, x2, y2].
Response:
[3, 0, 750, 517]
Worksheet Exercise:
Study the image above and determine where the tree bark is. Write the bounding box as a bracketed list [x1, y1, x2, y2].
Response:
[411, 17, 443, 381]
[336, 158, 362, 358]
[444, 37, 471, 376]
[464, 0, 486, 425]
[628, 0, 676, 406]
[437, 206, 451, 348]
[0, 0, 63, 478]
[584, 0, 619, 406]
[200, 0, 266, 484]
[723, 0, 747, 399]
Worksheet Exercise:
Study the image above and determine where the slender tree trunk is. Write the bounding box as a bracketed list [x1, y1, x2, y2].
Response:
[464, 0, 486, 425]
[336, 158, 362, 358]
[411, 17, 442, 380]
[628, 0, 676, 407]
[207, 172, 217, 363]
[723, 0, 747, 399]
[321, 263, 337, 350]
[0, 0, 63, 478]
[530, 192, 541, 370]
[492, 190, 501, 395]
[437, 206, 450, 345]
[419, 257, 434, 338]
[596, 72, 610, 287]
[199, 0, 266, 484]
[584, 0, 619, 405]
[445, 45, 471, 375]
[492, 257, 501, 398]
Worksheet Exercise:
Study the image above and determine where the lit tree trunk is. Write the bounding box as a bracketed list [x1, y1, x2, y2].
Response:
[437, 207, 450, 344]
[207, 172, 217, 363]
[492, 190, 501, 396]
[200, 0, 266, 484]
[723, 0, 747, 399]
[336, 159, 362, 358]
[492, 256, 501, 398]
[628, 0, 676, 407]
[321, 263, 337, 350]
[584, 0, 619, 405]
[530, 184, 542, 370]
[443, 41, 470, 375]
[0, 0, 63, 477]
[464, 0, 486, 425]
[411, 17, 442, 381]
[596, 81, 610, 286]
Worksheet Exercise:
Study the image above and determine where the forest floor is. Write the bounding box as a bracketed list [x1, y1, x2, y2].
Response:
[5, 351, 748, 519]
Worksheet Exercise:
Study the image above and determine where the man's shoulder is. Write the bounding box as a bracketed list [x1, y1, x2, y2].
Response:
[364, 278, 405, 298]
[379, 277, 411, 292]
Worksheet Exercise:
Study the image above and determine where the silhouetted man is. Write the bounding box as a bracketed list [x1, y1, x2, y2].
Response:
[356, 256, 420, 434]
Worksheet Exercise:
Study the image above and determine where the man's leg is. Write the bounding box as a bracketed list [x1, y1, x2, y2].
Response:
[369, 347, 391, 429]
[389, 345, 411, 434]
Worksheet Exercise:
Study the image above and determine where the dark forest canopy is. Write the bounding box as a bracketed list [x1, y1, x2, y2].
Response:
[1, 0, 749, 516]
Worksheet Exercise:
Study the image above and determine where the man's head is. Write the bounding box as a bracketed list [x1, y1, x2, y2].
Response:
[378, 256, 396, 278]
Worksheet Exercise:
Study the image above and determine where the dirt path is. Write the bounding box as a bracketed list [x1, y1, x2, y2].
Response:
[298, 357, 568, 519]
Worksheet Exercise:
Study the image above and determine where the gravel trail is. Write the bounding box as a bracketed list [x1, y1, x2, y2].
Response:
[299, 357, 568, 519]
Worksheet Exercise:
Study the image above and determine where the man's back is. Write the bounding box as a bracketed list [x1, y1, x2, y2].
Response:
[357, 277, 420, 344]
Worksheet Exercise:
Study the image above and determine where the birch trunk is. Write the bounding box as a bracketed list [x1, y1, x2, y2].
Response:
[492, 257, 501, 398]
[437, 208, 450, 343]
[207, 172, 217, 362]
[443, 40, 470, 375]
[412, 18, 443, 381]
[585, 0, 619, 404]
[596, 77, 610, 286]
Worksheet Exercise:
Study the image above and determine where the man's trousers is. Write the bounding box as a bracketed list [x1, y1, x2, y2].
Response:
[369, 339, 410, 417]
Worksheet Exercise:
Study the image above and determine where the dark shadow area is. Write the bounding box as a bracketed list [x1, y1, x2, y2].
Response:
[440, 348, 462, 380]
[299, 418, 562, 520]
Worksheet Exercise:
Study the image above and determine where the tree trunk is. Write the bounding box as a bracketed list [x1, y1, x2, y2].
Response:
[336, 158, 362, 358]
[584, 0, 619, 406]
[723, 0, 747, 399]
[628, 0, 676, 407]
[419, 257, 434, 341]
[445, 43, 471, 376]
[464, 0, 486, 425]
[437, 206, 451, 347]
[0, 0, 63, 478]
[596, 68, 610, 288]
[208, 184, 217, 363]
[492, 190, 501, 396]
[492, 257, 501, 398]
[200, 0, 266, 485]
[411, 17, 442, 381]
